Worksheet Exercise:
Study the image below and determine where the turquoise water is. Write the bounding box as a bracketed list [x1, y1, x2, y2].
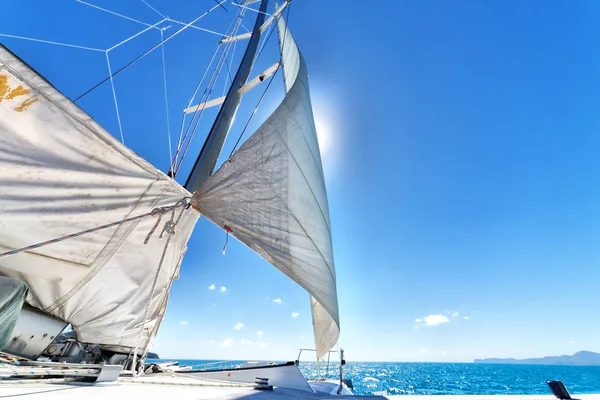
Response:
[153, 360, 600, 396]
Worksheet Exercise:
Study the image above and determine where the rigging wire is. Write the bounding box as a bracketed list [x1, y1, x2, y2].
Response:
[173, 37, 234, 175]
[223, 36, 238, 96]
[170, 6, 243, 174]
[172, 43, 222, 173]
[213, 0, 228, 12]
[232, 2, 273, 17]
[255, 21, 275, 62]
[228, 2, 291, 157]
[228, 66, 278, 158]
[105, 52, 125, 144]
[159, 28, 174, 166]
[106, 18, 166, 53]
[141, 0, 167, 19]
[170, 6, 247, 176]
[73, 0, 228, 102]
[0, 33, 104, 52]
[173, 1, 293, 175]
[164, 18, 229, 37]
[75, 0, 160, 29]
[186, 4, 241, 109]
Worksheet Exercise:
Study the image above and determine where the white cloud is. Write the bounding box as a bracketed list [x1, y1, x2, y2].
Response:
[234, 322, 244, 330]
[208, 340, 215, 344]
[221, 338, 234, 347]
[220, 286, 227, 292]
[292, 312, 299, 318]
[208, 284, 215, 291]
[462, 316, 470, 320]
[442, 350, 448, 355]
[420, 348, 427, 353]
[451, 312, 460, 318]
[256, 330, 265, 338]
[180, 320, 189, 325]
[273, 298, 282, 304]
[569, 340, 577, 344]
[300, 336, 305, 340]
[415, 314, 450, 326]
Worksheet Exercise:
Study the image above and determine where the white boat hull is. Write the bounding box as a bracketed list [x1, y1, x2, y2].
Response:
[178, 362, 316, 393]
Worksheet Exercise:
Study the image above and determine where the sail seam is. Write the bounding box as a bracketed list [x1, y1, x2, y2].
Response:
[264, 137, 336, 282]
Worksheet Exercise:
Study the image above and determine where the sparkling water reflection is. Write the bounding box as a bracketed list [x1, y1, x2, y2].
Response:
[149, 360, 600, 396]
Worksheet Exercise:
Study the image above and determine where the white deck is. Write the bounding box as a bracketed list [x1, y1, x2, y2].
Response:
[0, 376, 598, 400]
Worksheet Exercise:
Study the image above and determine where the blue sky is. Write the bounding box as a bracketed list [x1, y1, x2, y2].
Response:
[4, 0, 600, 362]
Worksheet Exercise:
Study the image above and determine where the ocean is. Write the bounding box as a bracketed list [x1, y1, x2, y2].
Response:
[152, 360, 600, 396]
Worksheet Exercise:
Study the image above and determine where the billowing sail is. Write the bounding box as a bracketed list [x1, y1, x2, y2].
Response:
[194, 17, 340, 359]
[0, 45, 199, 352]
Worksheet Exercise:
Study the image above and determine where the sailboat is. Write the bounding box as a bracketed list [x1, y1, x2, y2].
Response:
[0, 0, 353, 397]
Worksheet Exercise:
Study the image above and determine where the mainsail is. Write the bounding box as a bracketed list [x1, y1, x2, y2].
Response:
[0, 0, 339, 363]
[193, 16, 340, 359]
[0, 45, 199, 351]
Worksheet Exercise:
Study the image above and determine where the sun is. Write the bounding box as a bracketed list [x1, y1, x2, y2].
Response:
[314, 117, 331, 157]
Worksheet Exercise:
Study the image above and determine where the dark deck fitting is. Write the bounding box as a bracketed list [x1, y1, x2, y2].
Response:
[547, 380, 579, 400]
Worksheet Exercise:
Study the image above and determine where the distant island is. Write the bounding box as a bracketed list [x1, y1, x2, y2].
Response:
[474, 351, 600, 366]
[147, 352, 160, 359]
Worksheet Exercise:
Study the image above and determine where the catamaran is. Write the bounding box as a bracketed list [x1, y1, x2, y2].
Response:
[0, 0, 354, 397]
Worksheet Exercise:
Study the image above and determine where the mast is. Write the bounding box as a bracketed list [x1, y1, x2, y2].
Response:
[185, 0, 269, 192]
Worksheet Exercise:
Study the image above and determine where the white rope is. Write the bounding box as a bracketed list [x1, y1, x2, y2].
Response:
[171, 1, 242, 169]
[171, 5, 246, 171]
[160, 1, 229, 45]
[166, 17, 229, 37]
[131, 206, 187, 375]
[0, 33, 104, 52]
[173, 44, 221, 170]
[186, 46, 221, 110]
[141, 0, 167, 19]
[105, 52, 125, 144]
[96, 0, 230, 113]
[185, 1, 242, 109]
[223, 35, 238, 97]
[75, 0, 160, 29]
[107, 18, 167, 52]
[232, 1, 273, 17]
[193, 7, 246, 108]
[160, 29, 173, 165]
[255, 22, 274, 62]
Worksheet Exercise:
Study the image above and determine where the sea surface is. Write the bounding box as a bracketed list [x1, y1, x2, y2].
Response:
[151, 360, 600, 396]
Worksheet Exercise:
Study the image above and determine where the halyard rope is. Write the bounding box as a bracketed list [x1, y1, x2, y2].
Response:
[0, 198, 191, 259]
[131, 202, 189, 376]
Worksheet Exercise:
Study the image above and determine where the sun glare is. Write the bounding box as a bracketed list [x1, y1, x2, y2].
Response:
[314, 117, 331, 157]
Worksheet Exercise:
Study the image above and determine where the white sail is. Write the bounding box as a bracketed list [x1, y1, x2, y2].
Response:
[0, 45, 199, 351]
[193, 18, 340, 359]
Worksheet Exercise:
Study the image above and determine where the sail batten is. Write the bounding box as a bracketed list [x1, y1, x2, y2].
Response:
[194, 16, 340, 359]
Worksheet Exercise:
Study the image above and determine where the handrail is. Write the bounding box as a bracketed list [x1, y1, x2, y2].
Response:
[295, 347, 345, 385]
